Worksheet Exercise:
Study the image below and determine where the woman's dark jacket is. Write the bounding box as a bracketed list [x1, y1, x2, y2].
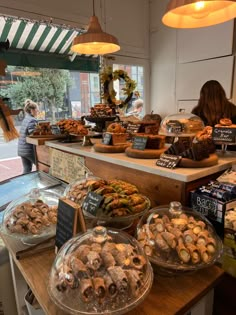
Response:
[18, 113, 37, 158]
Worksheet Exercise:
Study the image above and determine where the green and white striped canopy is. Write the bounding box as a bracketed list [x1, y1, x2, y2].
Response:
[0, 16, 99, 71]
[0, 16, 83, 56]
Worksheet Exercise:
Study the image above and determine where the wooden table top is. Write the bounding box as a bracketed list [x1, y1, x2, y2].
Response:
[0, 232, 224, 315]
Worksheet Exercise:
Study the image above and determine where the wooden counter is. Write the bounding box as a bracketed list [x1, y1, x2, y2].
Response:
[29, 138, 236, 206]
[0, 232, 224, 315]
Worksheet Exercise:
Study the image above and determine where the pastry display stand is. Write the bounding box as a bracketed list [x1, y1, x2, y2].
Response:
[83, 116, 117, 133]
[94, 142, 131, 153]
[125, 146, 167, 159]
[30, 138, 236, 206]
[179, 153, 219, 168]
[0, 231, 225, 315]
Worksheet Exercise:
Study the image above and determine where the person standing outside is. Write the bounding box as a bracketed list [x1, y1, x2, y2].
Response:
[18, 99, 39, 174]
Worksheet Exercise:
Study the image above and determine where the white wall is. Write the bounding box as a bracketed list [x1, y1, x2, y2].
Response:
[150, 0, 236, 118]
[150, 0, 177, 118]
[0, 0, 150, 59]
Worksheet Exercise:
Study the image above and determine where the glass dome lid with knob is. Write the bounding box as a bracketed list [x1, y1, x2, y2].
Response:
[1, 188, 59, 245]
[48, 226, 153, 315]
[136, 201, 223, 274]
[159, 113, 205, 137]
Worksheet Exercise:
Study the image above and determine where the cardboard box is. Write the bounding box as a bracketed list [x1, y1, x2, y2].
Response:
[190, 190, 236, 237]
[222, 208, 236, 277]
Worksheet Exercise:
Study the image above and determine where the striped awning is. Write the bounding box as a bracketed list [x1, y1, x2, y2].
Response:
[0, 15, 84, 56]
[0, 15, 99, 71]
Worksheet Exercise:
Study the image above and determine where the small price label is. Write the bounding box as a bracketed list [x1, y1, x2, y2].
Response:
[166, 120, 183, 134]
[83, 191, 104, 216]
[156, 154, 182, 169]
[51, 125, 61, 135]
[126, 123, 141, 134]
[102, 132, 112, 145]
[132, 136, 148, 150]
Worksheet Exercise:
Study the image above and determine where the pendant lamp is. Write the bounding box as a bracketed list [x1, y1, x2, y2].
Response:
[71, 0, 120, 55]
[162, 0, 236, 29]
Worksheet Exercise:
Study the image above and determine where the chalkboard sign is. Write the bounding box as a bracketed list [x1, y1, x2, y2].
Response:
[156, 154, 182, 169]
[50, 148, 86, 183]
[55, 198, 86, 251]
[212, 127, 236, 144]
[191, 192, 219, 222]
[102, 132, 112, 145]
[126, 123, 141, 134]
[83, 191, 104, 216]
[132, 136, 148, 150]
[51, 125, 61, 135]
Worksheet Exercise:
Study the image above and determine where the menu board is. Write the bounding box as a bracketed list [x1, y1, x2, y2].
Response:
[212, 127, 236, 144]
[55, 198, 86, 251]
[50, 148, 86, 183]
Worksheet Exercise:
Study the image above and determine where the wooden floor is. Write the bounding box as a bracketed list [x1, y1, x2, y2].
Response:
[213, 273, 236, 315]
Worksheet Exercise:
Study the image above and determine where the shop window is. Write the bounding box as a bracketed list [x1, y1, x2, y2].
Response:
[0, 66, 100, 122]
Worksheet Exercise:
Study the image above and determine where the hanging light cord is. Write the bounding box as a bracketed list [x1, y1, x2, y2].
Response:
[92, 0, 95, 16]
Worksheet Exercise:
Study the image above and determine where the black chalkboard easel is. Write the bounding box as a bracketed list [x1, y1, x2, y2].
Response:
[55, 198, 86, 252]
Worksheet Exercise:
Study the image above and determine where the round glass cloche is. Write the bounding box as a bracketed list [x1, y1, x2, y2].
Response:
[136, 202, 223, 274]
[159, 113, 204, 137]
[1, 188, 59, 245]
[48, 226, 153, 315]
[64, 177, 151, 230]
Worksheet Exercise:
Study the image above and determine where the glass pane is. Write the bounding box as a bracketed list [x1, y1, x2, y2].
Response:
[0, 65, 100, 122]
[113, 63, 144, 116]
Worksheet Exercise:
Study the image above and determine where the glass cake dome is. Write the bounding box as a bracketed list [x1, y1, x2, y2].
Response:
[1, 188, 59, 245]
[64, 177, 151, 230]
[48, 226, 153, 315]
[136, 201, 223, 275]
[159, 113, 204, 137]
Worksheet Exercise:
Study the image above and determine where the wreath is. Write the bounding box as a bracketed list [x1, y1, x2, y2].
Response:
[100, 66, 137, 108]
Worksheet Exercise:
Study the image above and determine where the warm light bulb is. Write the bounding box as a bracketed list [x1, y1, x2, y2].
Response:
[192, 1, 210, 19]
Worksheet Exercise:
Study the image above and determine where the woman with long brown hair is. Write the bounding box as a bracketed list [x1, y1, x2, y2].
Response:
[192, 80, 236, 126]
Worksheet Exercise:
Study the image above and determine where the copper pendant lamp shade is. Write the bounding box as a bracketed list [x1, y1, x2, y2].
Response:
[162, 0, 236, 28]
[71, 1, 120, 55]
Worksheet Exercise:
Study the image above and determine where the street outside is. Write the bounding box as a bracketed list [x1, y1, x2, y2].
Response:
[0, 125, 23, 181]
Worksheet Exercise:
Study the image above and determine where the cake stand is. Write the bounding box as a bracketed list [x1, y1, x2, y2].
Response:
[84, 116, 117, 132]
